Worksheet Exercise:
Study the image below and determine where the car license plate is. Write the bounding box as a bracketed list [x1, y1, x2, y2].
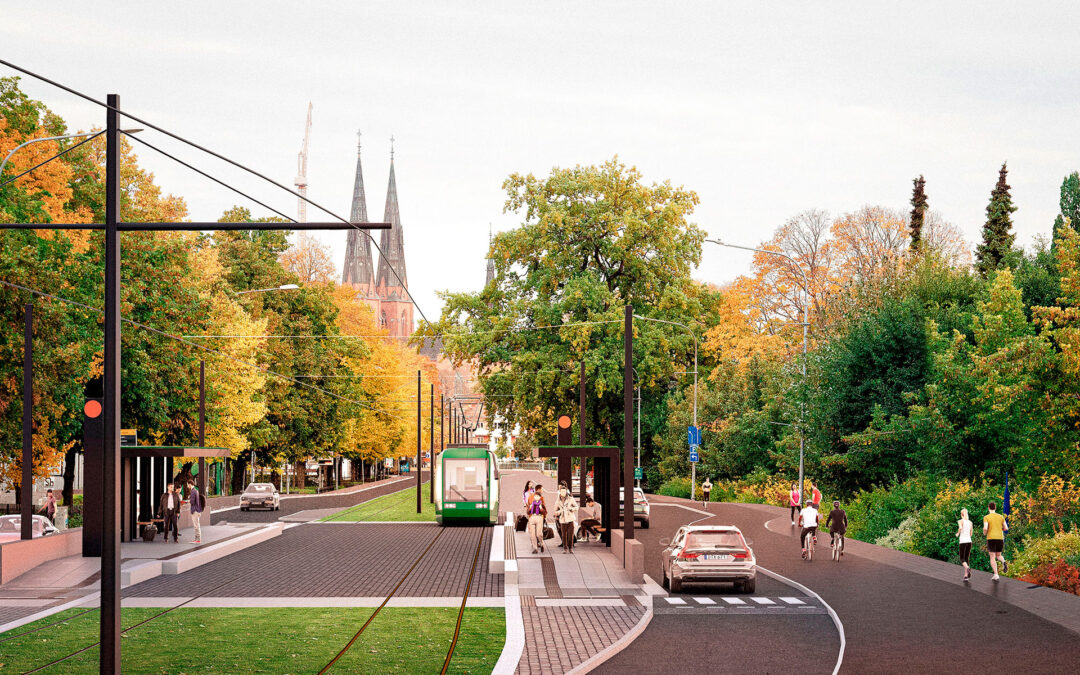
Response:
[704, 554, 731, 561]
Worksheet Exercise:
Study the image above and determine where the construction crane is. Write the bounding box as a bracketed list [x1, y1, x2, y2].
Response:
[294, 102, 312, 222]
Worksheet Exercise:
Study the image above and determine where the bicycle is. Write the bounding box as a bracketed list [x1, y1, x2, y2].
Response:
[803, 530, 815, 561]
[831, 533, 844, 562]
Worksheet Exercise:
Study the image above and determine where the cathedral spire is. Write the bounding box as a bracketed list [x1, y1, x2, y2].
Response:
[341, 130, 376, 293]
[375, 147, 412, 337]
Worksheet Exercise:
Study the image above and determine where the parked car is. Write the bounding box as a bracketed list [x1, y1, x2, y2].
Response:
[618, 487, 650, 529]
[240, 483, 280, 511]
[571, 476, 594, 496]
[0, 514, 59, 542]
[660, 525, 756, 593]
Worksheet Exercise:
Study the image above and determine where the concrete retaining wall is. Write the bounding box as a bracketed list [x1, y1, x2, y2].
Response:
[0, 529, 83, 584]
[609, 530, 644, 584]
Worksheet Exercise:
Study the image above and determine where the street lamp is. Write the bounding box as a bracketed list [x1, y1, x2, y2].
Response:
[234, 283, 300, 295]
[0, 128, 142, 185]
[706, 238, 810, 507]
[633, 315, 698, 494]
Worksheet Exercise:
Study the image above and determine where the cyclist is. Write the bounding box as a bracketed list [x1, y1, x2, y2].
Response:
[826, 500, 848, 558]
[798, 501, 820, 559]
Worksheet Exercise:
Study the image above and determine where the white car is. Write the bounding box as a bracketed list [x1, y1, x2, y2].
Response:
[240, 483, 280, 511]
[618, 487, 650, 529]
[0, 514, 59, 543]
[660, 525, 756, 593]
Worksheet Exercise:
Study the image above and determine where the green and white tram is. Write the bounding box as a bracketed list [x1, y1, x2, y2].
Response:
[435, 444, 499, 525]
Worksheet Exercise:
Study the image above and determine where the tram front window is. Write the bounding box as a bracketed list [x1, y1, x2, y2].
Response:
[444, 458, 487, 502]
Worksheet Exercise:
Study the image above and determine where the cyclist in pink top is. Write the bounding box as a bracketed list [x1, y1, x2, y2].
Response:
[789, 484, 800, 525]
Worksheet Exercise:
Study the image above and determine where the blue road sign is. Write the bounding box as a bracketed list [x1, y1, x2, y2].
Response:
[689, 446, 699, 463]
[688, 425, 701, 446]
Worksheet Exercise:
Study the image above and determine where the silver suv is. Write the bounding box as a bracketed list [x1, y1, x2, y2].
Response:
[660, 525, 756, 593]
[618, 487, 650, 529]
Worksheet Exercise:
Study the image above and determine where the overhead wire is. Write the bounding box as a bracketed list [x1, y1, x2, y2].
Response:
[0, 278, 407, 421]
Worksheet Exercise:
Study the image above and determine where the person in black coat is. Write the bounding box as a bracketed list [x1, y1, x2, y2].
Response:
[158, 483, 181, 543]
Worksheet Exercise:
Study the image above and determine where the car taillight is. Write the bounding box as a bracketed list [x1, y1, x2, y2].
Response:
[677, 550, 699, 560]
[733, 550, 750, 559]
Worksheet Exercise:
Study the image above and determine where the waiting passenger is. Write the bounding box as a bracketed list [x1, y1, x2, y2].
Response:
[554, 481, 579, 554]
[578, 496, 602, 542]
[527, 484, 547, 554]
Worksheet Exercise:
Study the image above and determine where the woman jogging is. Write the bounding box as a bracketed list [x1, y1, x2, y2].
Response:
[957, 508, 973, 581]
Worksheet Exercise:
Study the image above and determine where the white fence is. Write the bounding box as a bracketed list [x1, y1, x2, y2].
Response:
[496, 459, 553, 473]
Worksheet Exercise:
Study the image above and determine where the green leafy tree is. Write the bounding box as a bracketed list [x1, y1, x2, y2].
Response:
[420, 158, 710, 448]
[909, 175, 927, 252]
[975, 163, 1018, 277]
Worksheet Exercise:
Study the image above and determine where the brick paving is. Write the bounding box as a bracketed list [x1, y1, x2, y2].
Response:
[514, 605, 646, 675]
[125, 523, 501, 599]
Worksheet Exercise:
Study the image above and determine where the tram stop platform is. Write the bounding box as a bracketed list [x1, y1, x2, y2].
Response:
[496, 470, 662, 675]
[0, 521, 281, 630]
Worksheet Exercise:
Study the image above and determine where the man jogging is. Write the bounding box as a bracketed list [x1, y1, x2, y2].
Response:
[983, 501, 1009, 580]
[826, 500, 848, 557]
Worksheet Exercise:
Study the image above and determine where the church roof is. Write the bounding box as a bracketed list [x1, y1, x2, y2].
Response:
[341, 133, 376, 289]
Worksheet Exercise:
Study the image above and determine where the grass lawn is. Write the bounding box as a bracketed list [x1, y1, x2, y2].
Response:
[0, 606, 504, 674]
[322, 481, 435, 522]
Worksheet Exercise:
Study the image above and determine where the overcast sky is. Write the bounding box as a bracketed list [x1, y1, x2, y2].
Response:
[4, 2, 1079, 321]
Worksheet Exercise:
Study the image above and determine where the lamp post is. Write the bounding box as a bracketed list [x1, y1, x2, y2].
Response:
[706, 238, 810, 507]
[0, 129, 141, 183]
[633, 315, 698, 493]
[234, 283, 300, 295]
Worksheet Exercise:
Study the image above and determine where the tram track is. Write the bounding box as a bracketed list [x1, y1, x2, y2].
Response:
[316, 525, 488, 674]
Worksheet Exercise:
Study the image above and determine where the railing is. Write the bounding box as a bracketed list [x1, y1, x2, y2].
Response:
[495, 458, 552, 473]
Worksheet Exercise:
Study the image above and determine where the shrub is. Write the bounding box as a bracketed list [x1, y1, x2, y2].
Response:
[1020, 560, 1080, 596]
[68, 494, 83, 528]
[846, 474, 943, 542]
[875, 515, 917, 550]
[1010, 527, 1080, 578]
[1017, 475, 1080, 537]
[657, 477, 692, 499]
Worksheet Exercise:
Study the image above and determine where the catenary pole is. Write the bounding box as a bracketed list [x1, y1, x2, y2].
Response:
[429, 383, 434, 503]
[623, 305, 634, 542]
[20, 304, 32, 540]
[416, 370, 422, 514]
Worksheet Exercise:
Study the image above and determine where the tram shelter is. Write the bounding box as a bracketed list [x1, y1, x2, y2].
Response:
[537, 445, 619, 547]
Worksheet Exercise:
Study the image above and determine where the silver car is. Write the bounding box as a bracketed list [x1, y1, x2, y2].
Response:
[660, 525, 756, 593]
[240, 483, 280, 511]
[0, 514, 59, 543]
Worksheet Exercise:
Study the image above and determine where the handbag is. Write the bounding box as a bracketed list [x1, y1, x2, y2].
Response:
[515, 514, 528, 532]
[543, 525, 555, 540]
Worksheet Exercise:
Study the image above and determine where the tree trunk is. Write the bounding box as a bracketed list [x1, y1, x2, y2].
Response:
[230, 456, 248, 494]
[270, 470, 281, 491]
[294, 461, 306, 489]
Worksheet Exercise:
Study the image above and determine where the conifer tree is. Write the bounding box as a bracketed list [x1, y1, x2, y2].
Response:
[909, 175, 927, 252]
[1051, 171, 1080, 253]
[974, 163, 1017, 277]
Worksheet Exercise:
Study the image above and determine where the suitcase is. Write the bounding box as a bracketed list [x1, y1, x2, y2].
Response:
[142, 523, 158, 543]
[515, 514, 528, 532]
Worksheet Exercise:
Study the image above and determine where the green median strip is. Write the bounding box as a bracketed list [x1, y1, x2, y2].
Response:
[0, 607, 504, 674]
[321, 481, 436, 522]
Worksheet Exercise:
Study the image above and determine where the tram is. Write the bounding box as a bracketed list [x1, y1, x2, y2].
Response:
[435, 444, 499, 525]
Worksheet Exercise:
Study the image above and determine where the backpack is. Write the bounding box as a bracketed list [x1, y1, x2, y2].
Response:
[197, 490, 206, 510]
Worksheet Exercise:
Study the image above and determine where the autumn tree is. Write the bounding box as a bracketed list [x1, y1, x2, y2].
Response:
[831, 206, 909, 281]
[974, 163, 1018, 277]
[280, 232, 337, 283]
[1051, 172, 1080, 252]
[909, 175, 927, 252]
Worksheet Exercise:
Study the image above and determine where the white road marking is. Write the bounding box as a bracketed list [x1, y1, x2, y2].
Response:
[693, 597, 716, 604]
[779, 596, 805, 604]
[759, 567, 845, 675]
[664, 597, 687, 605]
[721, 597, 746, 605]
[751, 597, 775, 605]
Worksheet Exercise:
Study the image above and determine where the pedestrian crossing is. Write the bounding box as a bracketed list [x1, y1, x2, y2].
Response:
[656, 595, 823, 615]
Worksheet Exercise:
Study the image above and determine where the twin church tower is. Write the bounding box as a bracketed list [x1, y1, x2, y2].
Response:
[341, 135, 413, 339]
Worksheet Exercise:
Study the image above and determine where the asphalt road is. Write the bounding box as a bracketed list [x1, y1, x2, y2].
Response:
[209, 472, 429, 525]
[601, 495, 1080, 674]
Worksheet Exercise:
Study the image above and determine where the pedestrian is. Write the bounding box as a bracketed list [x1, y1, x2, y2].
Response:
[554, 481, 579, 554]
[526, 484, 547, 554]
[522, 480, 535, 509]
[187, 480, 205, 545]
[701, 478, 712, 506]
[158, 482, 181, 543]
[578, 496, 602, 542]
[39, 488, 57, 524]
[789, 484, 800, 525]
[956, 508, 973, 581]
[810, 482, 822, 510]
[983, 501, 1009, 580]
